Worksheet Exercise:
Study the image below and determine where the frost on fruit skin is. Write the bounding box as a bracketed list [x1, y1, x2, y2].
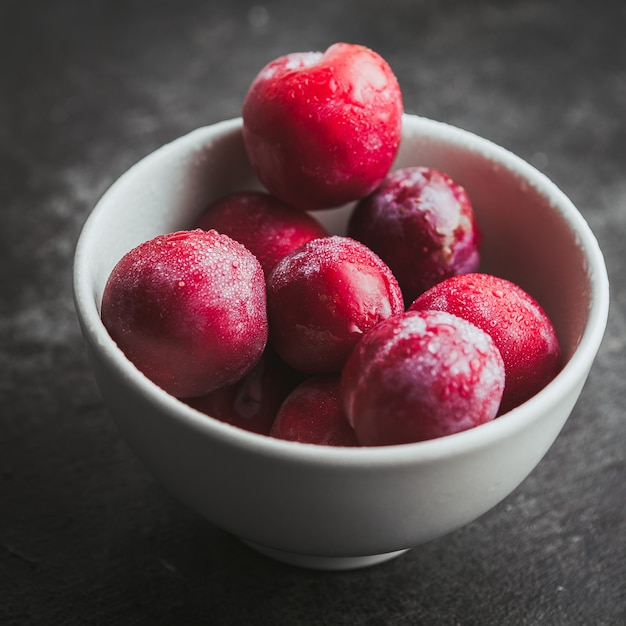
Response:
[100, 229, 268, 398]
[270, 375, 357, 446]
[242, 42, 404, 211]
[194, 190, 328, 276]
[409, 273, 562, 414]
[267, 235, 404, 374]
[341, 310, 506, 446]
[348, 166, 481, 305]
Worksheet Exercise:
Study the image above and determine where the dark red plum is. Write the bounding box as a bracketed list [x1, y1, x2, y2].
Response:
[271, 375, 357, 446]
[183, 348, 302, 435]
[348, 166, 481, 304]
[195, 191, 328, 276]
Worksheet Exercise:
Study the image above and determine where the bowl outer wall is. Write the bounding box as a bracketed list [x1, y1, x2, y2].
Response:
[73, 115, 609, 558]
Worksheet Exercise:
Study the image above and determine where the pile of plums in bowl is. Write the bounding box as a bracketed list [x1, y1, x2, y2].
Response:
[73, 43, 609, 570]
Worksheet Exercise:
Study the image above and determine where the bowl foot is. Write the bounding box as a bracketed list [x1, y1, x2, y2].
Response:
[241, 540, 410, 570]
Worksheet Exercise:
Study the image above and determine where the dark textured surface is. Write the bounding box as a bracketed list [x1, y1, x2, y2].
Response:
[1, 0, 624, 624]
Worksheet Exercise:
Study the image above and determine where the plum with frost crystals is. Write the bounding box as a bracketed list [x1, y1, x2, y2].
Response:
[266, 235, 404, 374]
[101, 229, 268, 398]
[341, 310, 505, 446]
[409, 273, 562, 413]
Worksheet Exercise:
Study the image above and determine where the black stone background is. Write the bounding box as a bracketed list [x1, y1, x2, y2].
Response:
[1, 0, 624, 624]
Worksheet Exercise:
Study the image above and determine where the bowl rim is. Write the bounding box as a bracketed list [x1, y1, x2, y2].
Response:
[73, 114, 610, 468]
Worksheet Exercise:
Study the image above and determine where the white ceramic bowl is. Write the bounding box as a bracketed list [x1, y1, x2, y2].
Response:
[73, 115, 609, 570]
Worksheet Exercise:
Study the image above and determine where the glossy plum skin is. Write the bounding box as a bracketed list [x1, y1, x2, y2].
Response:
[242, 42, 403, 211]
[266, 236, 404, 374]
[341, 310, 506, 446]
[195, 191, 328, 276]
[183, 348, 302, 436]
[270, 375, 357, 446]
[348, 166, 481, 304]
[100, 229, 268, 398]
[409, 273, 562, 414]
